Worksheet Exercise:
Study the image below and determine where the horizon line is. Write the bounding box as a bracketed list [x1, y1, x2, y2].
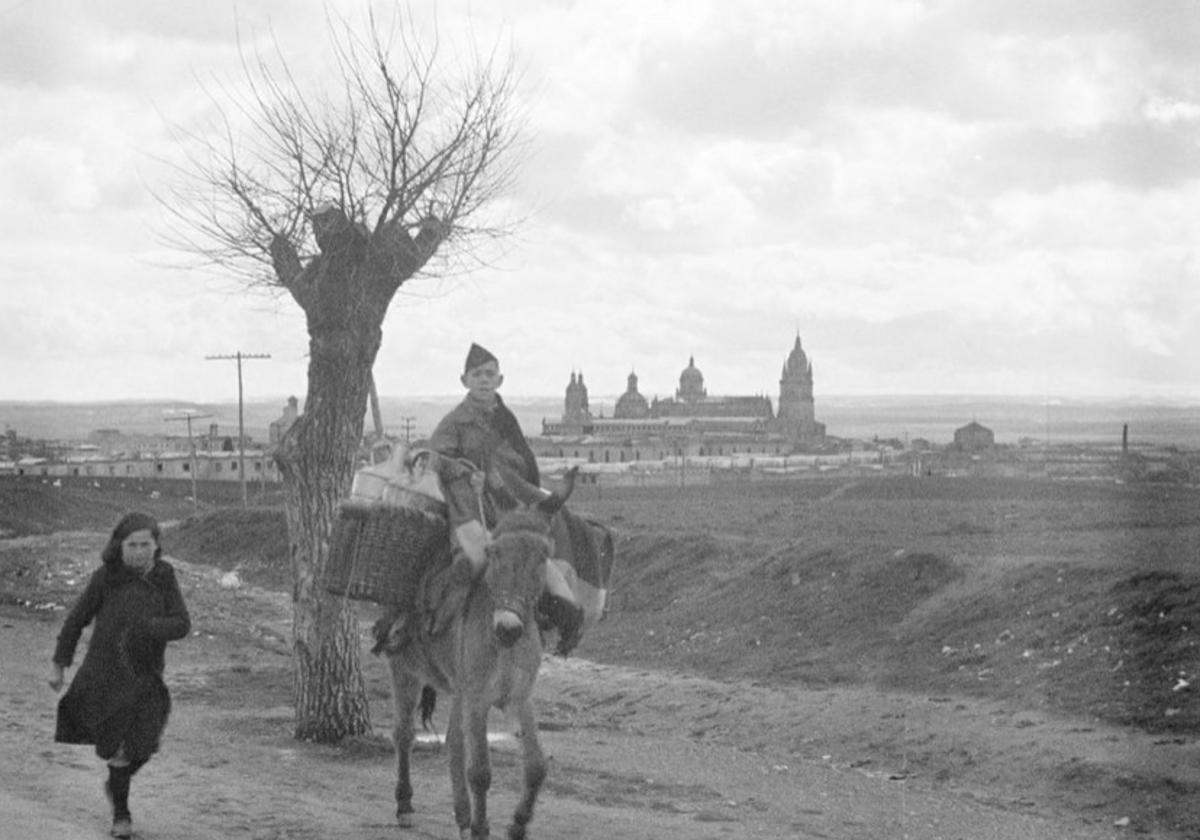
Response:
[2, 392, 1199, 406]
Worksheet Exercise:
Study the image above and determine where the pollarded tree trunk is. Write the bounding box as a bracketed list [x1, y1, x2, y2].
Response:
[273, 211, 442, 742]
[278, 329, 377, 740]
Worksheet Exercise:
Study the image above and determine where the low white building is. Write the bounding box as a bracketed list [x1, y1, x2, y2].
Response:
[17, 451, 280, 483]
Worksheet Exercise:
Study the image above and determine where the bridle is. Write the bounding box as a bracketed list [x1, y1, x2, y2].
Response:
[486, 531, 549, 621]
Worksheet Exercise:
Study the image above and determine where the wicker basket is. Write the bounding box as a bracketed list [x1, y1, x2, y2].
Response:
[324, 501, 450, 605]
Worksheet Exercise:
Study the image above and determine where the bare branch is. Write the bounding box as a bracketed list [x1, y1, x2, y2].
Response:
[157, 6, 525, 303]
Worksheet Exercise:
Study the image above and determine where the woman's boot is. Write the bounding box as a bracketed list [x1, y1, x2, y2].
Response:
[106, 764, 133, 838]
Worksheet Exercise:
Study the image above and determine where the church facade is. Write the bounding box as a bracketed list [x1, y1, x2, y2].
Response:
[538, 335, 827, 455]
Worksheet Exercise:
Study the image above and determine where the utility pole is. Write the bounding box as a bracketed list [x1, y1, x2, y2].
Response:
[399, 416, 416, 444]
[367, 372, 385, 441]
[165, 410, 212, 512]
[206, 351, 271, 508]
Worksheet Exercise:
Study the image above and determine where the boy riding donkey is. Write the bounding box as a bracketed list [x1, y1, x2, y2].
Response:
[372, 342, 612, 658]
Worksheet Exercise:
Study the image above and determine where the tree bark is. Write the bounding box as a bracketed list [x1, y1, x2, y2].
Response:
[276, 232, 389, 741]
[279, 332, 378, 739]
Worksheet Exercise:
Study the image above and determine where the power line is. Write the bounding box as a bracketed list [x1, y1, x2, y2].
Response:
[206, 352, 271, 508]
[164, 410, 212, 512]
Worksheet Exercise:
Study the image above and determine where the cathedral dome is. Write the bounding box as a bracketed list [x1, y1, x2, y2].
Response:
[614, 371, 649, 419]
[677, 356, 706, 402]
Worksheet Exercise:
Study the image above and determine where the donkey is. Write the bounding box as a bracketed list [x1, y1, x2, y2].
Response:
[386, 475, 576, 840]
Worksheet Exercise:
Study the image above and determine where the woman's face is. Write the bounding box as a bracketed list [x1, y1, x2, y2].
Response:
[461, 361, 504, 404]
[121, 529, 158, 573]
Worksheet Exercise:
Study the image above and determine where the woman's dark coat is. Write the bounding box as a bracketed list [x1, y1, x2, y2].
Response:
[53, 558, 190, 762]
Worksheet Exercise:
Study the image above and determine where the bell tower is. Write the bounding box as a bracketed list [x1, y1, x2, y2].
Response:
[563, 371, 591, 428]
[775, 334, 823, 447]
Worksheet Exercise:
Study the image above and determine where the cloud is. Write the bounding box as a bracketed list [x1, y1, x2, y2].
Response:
[625, 1, 1146, 136]
[0, 0, 1197, 403]
[0, 11, 86, 88]
[1144, 95, 1200, 125]
[943, 0, 1200, 53]
[967, 121, 1200, 193]
[0, 137, 100, 210]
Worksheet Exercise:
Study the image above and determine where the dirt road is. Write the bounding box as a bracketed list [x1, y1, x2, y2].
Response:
[1, 543, 1145, 840]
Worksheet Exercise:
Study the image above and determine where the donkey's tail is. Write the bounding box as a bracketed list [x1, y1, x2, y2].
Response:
[419, 685, 438, 730]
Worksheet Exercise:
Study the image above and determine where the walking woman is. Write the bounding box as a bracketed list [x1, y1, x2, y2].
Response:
[48, 511, 191, 838]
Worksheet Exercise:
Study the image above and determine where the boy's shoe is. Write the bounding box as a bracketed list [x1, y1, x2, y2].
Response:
[370, 612, 409, 656]
[554, 599, 585, 657]
[537, 592, 584, 657]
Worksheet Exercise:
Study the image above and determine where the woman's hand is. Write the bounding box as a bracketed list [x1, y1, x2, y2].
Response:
[48, 664, 65, 692]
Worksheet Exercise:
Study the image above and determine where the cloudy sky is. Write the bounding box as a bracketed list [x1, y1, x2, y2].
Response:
[2, 0, 1198, 405]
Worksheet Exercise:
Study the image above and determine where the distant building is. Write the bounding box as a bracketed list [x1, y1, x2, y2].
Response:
[16, 450, 279, 483]
[89, 429, 124, 446]
[771, 335, 823, 445]
[86, 429, 197, 458]
[538, 334, 826, 455]
[613, 372, 650, 419]
[562, 375, 591, 427]
[954, 421, 995, 450]
[639, 356, 775, 421]
[269, 396, 300, 449]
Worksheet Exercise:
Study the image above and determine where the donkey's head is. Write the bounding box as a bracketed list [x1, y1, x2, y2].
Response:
[486, 510, 554, 647]
[487, 467, 579, 647]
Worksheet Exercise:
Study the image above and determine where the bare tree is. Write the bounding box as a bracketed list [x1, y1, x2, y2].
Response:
[162, 11, 524, 741]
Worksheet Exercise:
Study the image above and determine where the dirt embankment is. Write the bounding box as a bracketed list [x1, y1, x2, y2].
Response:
[3, 475, 1199, 838]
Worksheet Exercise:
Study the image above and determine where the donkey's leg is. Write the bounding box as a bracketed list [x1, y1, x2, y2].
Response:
[388, 660, 421, 826]
[507, 698, 547, 840]
[446, 695, 476, 839]
[463, 702, 493, 839]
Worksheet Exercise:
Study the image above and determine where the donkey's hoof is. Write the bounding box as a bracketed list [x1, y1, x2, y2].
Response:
[396, 809, 415, 828]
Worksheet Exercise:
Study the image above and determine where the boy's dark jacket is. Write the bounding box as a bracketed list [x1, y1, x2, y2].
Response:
[428, 393, 540, 488]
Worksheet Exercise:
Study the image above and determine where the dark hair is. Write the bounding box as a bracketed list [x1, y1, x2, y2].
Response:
[101, 512, 162, 567]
